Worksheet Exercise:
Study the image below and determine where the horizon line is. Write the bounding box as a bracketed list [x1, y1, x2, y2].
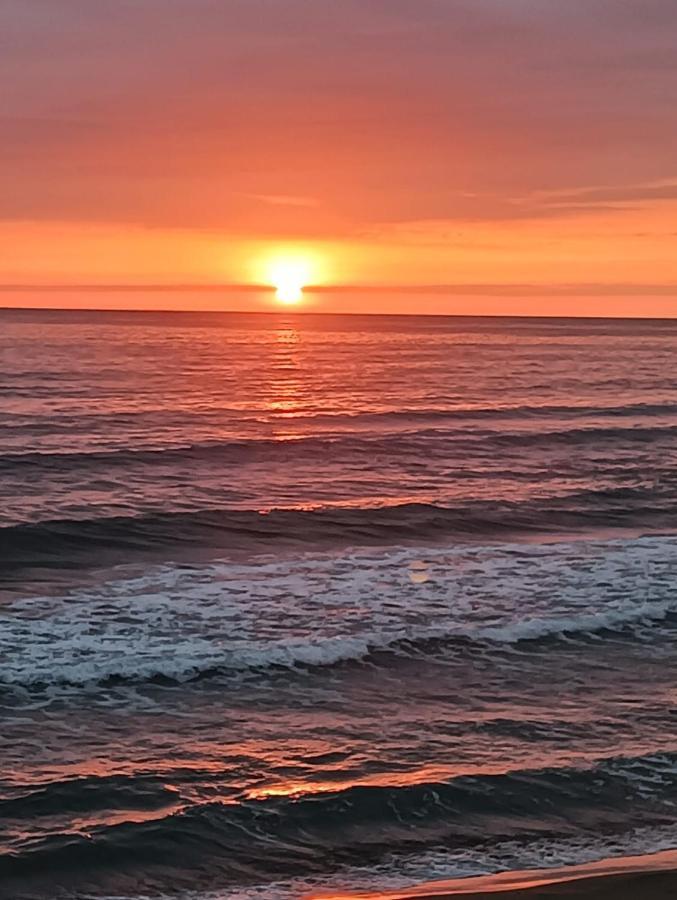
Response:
[1, 282, 677, 297]
[4, 305, 677, 323]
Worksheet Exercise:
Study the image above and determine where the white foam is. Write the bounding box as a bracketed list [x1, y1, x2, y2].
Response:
[2, 535, 677, 688]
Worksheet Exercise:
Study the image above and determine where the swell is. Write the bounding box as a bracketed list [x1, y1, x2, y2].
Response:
[1, 490, 675, 574]
[3, 398, 677, 431]
[2, 752, 676, 890]
[0, 773, 178, 820]
[354, 400, 677, 421]
[3, 420, 677, 474]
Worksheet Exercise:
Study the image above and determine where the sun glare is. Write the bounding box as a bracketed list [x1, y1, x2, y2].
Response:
[268, 259, 310, 304]
[255, 251, 326, 306]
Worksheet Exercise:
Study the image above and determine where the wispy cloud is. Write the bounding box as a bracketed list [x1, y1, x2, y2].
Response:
[539, 181, 677, 209]
[2, 283, 675, 297]
[240, 193, 320, 209]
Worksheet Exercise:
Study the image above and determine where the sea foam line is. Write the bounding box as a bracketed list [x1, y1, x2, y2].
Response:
[2, 535, 677, 688]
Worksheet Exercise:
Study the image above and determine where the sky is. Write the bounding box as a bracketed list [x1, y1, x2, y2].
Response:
[2, 0, 677, 315]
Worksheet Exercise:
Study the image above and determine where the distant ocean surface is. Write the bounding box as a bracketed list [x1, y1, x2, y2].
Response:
[2, 308, 677, 899]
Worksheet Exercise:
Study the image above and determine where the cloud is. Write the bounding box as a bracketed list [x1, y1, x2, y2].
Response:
[241, 194, 320, 208]
[542, 182, 677, 208]
[1, 0, 677, 232]
[2, 281, 675, 297]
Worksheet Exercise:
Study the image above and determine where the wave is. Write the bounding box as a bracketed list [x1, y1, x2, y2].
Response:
[0, 773, 178, 820]
[3, 574, 676, 689]
[304, 400, 677, 423]
[32, 606, 677, 688]
[3, 488, 677, 576]
[3, 420, 677, 475]
[2, 752, 677, 893]
[5, 398, 677, 430]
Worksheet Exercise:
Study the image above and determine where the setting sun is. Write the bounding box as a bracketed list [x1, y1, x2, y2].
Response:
[255, 250, 327, 306]
[270, 260, 307, 304]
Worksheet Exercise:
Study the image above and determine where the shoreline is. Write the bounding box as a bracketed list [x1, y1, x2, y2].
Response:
[314, 848, 677, 899]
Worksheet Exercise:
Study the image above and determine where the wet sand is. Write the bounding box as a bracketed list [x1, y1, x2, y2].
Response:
[315, 848, 677, 899]
[411, 870, 677, 899]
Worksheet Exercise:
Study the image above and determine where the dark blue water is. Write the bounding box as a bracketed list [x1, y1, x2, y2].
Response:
[2, 309, 677, 899]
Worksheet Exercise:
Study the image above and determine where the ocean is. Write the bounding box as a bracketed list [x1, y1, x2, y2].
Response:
[2, 308, 677, 899]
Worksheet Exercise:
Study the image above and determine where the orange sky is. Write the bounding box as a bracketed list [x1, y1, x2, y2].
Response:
[2, 1, 677, 315]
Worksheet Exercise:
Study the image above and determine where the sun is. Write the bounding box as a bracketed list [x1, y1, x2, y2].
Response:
[270, 260, 307, 304]
[254, 250, 326, 306]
